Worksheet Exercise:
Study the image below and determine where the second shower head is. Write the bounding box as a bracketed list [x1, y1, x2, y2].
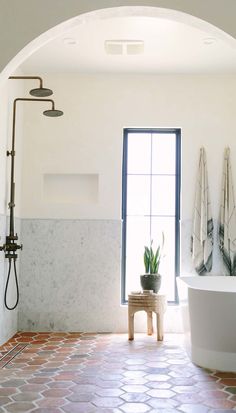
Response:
[43, 109, 63, 117]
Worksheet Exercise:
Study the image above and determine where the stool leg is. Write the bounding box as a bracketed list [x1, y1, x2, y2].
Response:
[128, 308, 134, 340]
[147, 311, 153, 335]
[156, 312, 164, 341]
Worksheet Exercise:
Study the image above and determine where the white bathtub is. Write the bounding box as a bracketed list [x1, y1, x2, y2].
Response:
[177, 276, 236, 372]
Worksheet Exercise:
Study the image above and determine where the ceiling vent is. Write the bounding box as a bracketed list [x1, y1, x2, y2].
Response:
[105, 40, 144, 55]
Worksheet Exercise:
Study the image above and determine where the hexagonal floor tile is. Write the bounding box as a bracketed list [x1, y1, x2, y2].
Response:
[120, 403, 151, 412]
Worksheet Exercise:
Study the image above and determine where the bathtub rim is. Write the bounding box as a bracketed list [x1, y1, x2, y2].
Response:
[178, 275, 236, 293]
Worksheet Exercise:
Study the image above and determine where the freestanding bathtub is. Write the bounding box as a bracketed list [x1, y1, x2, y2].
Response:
[177, 276, 236, 372]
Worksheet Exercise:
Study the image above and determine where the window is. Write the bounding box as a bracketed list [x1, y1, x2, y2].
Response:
[122, 128, 181, 303]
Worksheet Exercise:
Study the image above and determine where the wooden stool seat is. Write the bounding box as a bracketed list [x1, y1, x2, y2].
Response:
[128, 293, 167, 341]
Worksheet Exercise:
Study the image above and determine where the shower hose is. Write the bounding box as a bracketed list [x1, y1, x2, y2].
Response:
[4, 258, 19, 310]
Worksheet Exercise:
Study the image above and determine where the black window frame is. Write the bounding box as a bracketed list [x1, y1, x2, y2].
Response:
[121, 128, 181, 304]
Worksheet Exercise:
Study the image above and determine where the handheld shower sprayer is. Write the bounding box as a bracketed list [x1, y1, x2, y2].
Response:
[0, 77, 63, 310]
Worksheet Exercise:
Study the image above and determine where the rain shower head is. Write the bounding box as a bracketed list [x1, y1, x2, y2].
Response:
[29, 87, 53, 97]
[43, 109, 64, 117]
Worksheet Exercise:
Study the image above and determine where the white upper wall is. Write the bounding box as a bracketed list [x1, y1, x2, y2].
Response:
[20, 73, 236, 221]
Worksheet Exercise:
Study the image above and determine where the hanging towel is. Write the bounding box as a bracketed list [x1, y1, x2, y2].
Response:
[191, 147, 213, 275]
[219, 148, 236, 276]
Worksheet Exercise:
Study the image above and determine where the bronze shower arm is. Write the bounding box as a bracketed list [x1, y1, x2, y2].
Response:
[11, 97, 55, 153]
[9, 76, 43, 88]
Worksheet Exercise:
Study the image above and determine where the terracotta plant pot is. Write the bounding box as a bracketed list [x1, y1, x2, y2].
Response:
[140, 274, 161, 294]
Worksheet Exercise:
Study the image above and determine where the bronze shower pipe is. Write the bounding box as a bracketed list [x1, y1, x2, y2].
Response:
[8, 97, 56, 237]
[9, 76, 44, 88]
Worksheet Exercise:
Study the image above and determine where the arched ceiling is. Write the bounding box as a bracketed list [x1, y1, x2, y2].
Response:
[19, 14, 236, 74]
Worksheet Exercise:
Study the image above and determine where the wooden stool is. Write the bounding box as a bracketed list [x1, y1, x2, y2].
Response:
[128, 293, 167, 341]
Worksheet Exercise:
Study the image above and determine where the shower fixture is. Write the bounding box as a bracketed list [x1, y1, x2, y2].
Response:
[0, 94, 63, 310]
[9, 76, 53, 97]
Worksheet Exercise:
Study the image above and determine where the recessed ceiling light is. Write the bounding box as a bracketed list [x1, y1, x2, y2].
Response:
[105, 40, 144, 55]
[203, 37, 217, 45]
[63, 37, 77, 45]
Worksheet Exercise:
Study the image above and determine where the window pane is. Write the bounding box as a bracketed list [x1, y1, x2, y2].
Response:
[122, 129, 180, 304]
[151, 217, 176, 301]
[152, 176, 175, 216]
[127, 133, 151, 174]
[152, 133, 176, 174]
[125, 217, 150, 299]
[127, 175, 150, 216]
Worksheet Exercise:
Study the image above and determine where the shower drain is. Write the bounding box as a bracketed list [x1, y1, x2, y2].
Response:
[0, 343, 28, 368]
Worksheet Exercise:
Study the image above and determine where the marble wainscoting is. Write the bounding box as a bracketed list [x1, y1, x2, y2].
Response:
[19, 219, 125, 332]
[0, 214, 20, 345]
[181, 219, 224, 276]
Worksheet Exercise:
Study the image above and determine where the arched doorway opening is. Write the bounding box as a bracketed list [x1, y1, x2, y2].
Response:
[1, 5, 236, 339]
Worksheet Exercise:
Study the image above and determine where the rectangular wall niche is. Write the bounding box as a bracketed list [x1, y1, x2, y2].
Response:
[43, 174, 99, 204]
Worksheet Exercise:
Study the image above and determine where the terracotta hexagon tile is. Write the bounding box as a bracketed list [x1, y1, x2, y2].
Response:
[203, 398, 236, 408]
[146, 389, 176, 398]
[27, 377, 52, 385]
[169, 377, 197, 386]
[173, 393, 204, 404]
[178, 403, 210, 413]
[214, 372, 236, 379]
[192, 374, 217, 382]
[195, 381, 224, 390]
[33, 408, 62, 413]
[36, 397, 67, 408]
[200, 389, 229, 399]
[172, 385, 199, 394]
[70, 384, 99, 393]
[120, 402, 151, 412]
[4, 401, 36, 412]
[0, 396, 12, 406]
[42, 388, 71, 398]
[122, 384, 149, 393]
[123, 371, 146, 379]
[146, 381, 172, 389]
[47, 381, 73, 389]
[53, 373, 78, 381]
[122, 377, 148, 385]
[209, 410, 236, 413]
[220, 378, 236, 386]
[95, 388, 124, 397]
[92, 396, 124, 408]
[145, 374, 170, 382]
[0, 388, 19, 396]
[147, 397, 179, 409]
[120, 392, 150, 402]
[94, 380, 123, 389]
[62, 402, 97, 412]
[12, 391, 41, 401]
[1, 380, 26, 387]
[20, 384, 47, 393]
[66, 392, 95, 402]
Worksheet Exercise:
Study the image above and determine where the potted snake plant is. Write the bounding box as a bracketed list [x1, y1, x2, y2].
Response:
[140, 234, 164, 294]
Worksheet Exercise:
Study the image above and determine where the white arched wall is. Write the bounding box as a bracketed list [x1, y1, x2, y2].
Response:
[1, 1, 236, 80]
[0, 2, 236, 342]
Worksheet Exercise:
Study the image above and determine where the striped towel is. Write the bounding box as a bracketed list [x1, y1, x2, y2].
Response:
[191, 147, 213, 275]
[219, 147, 236, 276]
